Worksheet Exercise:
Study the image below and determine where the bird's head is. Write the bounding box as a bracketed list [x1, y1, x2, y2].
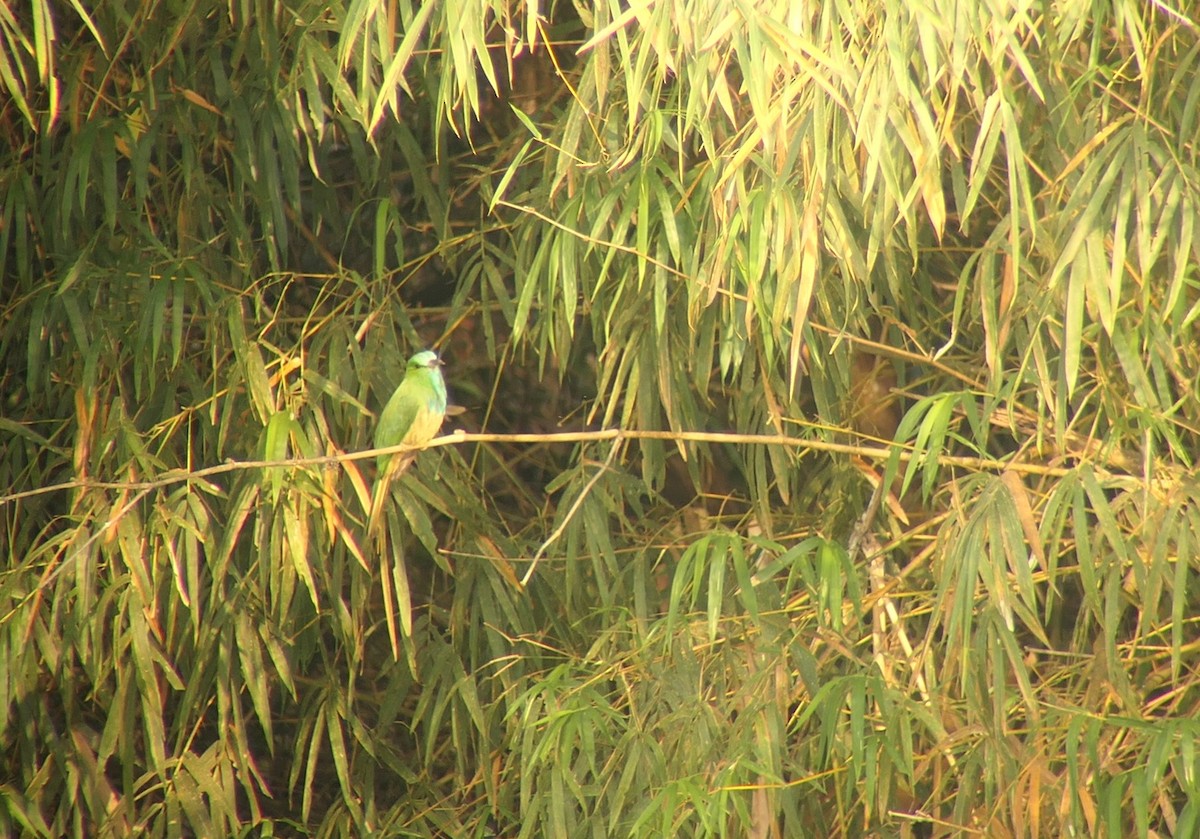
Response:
[407, 350, 442, 371]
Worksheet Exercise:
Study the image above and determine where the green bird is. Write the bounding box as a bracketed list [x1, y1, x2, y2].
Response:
[368, 350, 447, 537]
[374, 349, 448, 473]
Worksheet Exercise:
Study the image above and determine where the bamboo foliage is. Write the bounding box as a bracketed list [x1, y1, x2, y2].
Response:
[2, 0, 1200, 836]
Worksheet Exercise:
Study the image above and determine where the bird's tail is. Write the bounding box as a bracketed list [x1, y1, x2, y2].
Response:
[366, 453, 414, 541]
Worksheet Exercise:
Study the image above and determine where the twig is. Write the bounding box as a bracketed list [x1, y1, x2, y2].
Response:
[846, 478, 885, 565]
[520, 437, 624, 587]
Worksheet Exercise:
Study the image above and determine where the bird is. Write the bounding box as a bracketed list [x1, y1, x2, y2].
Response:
[374, 349, 448, 473]
[368, 350, 447, 537]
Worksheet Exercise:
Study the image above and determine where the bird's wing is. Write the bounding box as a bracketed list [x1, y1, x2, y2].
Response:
[369, 378, 418, 542]
[375, 379, 421, 456]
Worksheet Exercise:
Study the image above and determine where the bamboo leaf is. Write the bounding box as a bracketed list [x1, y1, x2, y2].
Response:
[706, 535, 727, 641]
[1063, 250, 1086, 399]
[284, 496, 319, 609]
[368, 0, 437, 133]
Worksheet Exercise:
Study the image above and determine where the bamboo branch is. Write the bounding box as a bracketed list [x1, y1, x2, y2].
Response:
[0, 425, 1123, 507]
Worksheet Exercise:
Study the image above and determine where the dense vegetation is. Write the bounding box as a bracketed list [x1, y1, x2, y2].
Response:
[2, 0, 1199, 835]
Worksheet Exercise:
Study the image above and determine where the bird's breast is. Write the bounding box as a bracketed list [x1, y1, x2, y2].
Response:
[403, 405, 446, 447]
